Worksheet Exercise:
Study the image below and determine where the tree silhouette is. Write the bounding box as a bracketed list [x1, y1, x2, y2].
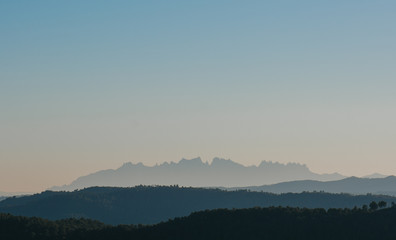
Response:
[378, 201, 387, 208]
[369, 201, 378, 211]
[362, 204, 368, 211]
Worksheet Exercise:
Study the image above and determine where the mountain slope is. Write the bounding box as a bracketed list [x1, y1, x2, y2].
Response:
[234, 176, 396, 195]
[51, 157, 345, 191]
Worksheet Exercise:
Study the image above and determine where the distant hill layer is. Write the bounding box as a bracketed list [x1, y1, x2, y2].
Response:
[0, 192, 31, 202]
[232, 176, 396, 195]
[2, 206, 396, 240]
[1, 186, 396, 225]
[51, 157, 345, 191]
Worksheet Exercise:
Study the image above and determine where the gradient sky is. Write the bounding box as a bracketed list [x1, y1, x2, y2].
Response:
[1, 1, 396, 192]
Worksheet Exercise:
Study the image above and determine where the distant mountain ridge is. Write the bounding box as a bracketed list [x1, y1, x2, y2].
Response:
[231, 176, 396, 195]
[363, 173, 388, 178]
[51, 157, 345, 191]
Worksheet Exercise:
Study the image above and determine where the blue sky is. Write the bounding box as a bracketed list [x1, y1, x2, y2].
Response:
[1, 1, 396, 192]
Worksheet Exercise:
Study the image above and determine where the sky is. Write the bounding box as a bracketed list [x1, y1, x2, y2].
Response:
[1, 1, 396, 192]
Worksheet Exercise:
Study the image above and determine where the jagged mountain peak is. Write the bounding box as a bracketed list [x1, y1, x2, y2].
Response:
[258, 160, 307, 168]
[119, 162, 145, 170]
[178, 157, 205, 165]
[117, 158, 311, 170]
[211, 157, 244, 167]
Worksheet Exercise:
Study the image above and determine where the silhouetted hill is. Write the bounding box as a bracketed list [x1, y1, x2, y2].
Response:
[0, 213, 105, 240]
[51, 158, 345, 191]
[1, 186, 396, 225]
[233, 176, 396, 195]
[2, 206, 396, 240]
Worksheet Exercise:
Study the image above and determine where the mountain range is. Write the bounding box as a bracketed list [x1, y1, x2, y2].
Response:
[51, 157, 345, 191]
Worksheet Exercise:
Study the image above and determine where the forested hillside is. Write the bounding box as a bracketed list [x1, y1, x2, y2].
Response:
[1, 186, 396, 224]
[2, 205, 396, 240]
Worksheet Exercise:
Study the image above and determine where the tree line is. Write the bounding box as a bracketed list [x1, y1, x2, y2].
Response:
[1, 186, 396, 225]
[1, 201, 396, 240]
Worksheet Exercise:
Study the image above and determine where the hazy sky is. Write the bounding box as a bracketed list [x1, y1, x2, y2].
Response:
[1, 1, 396, 192]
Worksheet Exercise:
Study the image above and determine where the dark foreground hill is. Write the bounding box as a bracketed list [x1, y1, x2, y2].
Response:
[1, 186, 396, 225]
[2, 206, 396, 240]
